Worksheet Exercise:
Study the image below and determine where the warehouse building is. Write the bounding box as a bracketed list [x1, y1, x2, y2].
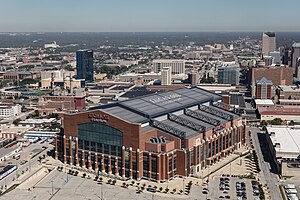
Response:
[55, 87, 245, 181]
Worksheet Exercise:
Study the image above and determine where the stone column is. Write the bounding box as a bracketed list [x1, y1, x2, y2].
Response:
[136, 149, 141, 180]
[75, 138, 79, 166]
[122, 146, 126, 178]
[157, 154, 161, 181]
[88, 151, 92, 169]
[148, 153, 152, 180]
[63, 135, 67, 164]
[54, 135, 58, 159]
[129, 148, 132, 179]
[69, 136, 73, 165]
[82, 150, 86, 168]
[101, 154, 105, 173]
[95, 153, 98, 172]
[108, 156, 112, 174]
[115, 157, 119, 176]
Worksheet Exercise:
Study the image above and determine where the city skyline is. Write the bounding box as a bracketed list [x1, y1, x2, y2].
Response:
[1, 0, 300, 32]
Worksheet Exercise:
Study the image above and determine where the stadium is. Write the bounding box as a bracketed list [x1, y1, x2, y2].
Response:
[55, 87, 245, 181]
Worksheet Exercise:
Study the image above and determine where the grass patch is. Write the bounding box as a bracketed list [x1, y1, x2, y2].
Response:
[0, 184, 19, 196]
[282, 176, 293, 180]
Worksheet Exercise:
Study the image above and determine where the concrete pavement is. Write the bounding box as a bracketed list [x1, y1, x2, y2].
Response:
[248, 126, 281, 200]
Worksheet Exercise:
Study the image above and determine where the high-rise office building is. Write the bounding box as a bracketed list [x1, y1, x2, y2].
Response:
[217, 66, 239, 85]
[282, 48, 292, 66]
[269, 51, 281, 65]
[161, 66, 172, 85]
[152, 59, 185, 74]
[262, 32, 276, 56]
[292, 43, 300, 78]
[76, 49, 94, 82]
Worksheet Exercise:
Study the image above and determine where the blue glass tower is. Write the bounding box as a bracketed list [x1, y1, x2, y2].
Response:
[76, 49, 94, 82]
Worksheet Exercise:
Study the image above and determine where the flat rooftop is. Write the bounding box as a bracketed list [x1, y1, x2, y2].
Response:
[88, 87, 239, 139]
[278, 85, 300, 92]
[255, 99, 274, 105]
[259, 107, 300, 115]
[267, 127, 300, 158]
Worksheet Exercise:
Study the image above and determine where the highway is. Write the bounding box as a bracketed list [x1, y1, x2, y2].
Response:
[248, 126, 281, 200]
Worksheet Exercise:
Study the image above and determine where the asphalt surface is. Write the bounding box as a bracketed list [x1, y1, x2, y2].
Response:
[248, 126, 281, 200]
[0, 142, 53, 190]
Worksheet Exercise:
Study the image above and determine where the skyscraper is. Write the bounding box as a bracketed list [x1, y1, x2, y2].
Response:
[262, 32, 276, 56]
[76, 49, 94, 82]
[292, 43, 300, 78]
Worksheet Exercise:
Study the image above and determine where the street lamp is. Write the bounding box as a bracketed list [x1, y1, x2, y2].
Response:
[51, 180, 54, 196]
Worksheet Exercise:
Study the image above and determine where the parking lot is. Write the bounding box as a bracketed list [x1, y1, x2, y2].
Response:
[202, 175, 258, 200]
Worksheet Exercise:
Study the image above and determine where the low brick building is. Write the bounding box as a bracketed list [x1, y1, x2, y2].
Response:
[55, 87, 245, 181]
[38, 96, 86, 115]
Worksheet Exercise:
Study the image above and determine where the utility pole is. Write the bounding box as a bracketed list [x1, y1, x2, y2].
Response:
[101, 183, 103, 200]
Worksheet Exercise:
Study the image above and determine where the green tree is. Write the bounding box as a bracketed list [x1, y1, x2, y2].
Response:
[270, 118, 282, 125]
[32, 110, 39, 117]
[13, 118, 21, 125]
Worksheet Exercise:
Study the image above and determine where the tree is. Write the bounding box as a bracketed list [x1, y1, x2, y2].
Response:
[64, 65, 74, 71]
[13, 118, 21, 125]
[260, 120, 268, 126]
[32, 110, 39, 118]
[270, 118, 282, 125]
[200, 73, 215, 83]
[289, 120, 295, 126]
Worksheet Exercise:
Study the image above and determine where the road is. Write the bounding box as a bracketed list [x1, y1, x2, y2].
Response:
[0, 142, 54, 190]
[0, 110, 34, 124]
[248, 126, 281, 200]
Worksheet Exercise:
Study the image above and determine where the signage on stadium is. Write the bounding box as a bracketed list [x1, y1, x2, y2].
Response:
[88, 113, 109, 123]
[148, 93, 182, 104]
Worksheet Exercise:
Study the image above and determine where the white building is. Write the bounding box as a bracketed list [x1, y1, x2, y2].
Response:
[265, 127, 300, 176]
[152, 59, 185, 74]
[44, 41, 60, 49]
[0, 104, 21, 118]
[161, 67, 172, 85]
[262, 32, 276, 56]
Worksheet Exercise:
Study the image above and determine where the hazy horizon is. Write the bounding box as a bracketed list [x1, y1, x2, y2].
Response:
[1, 0, 300, 32]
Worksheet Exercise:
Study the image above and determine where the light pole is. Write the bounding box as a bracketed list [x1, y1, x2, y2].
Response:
[51, 180, 54, 196]
[100, 183, 103, 200]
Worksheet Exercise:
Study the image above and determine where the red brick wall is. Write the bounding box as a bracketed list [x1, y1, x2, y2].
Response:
[63, 110, 141, 150]
[250, 67, 293, 86]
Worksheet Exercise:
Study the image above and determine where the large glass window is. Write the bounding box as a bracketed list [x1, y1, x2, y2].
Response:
[78, 123, 123, 156]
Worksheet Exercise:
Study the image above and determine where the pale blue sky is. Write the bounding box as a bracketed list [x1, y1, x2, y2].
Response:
[0, 0, 299, 32]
